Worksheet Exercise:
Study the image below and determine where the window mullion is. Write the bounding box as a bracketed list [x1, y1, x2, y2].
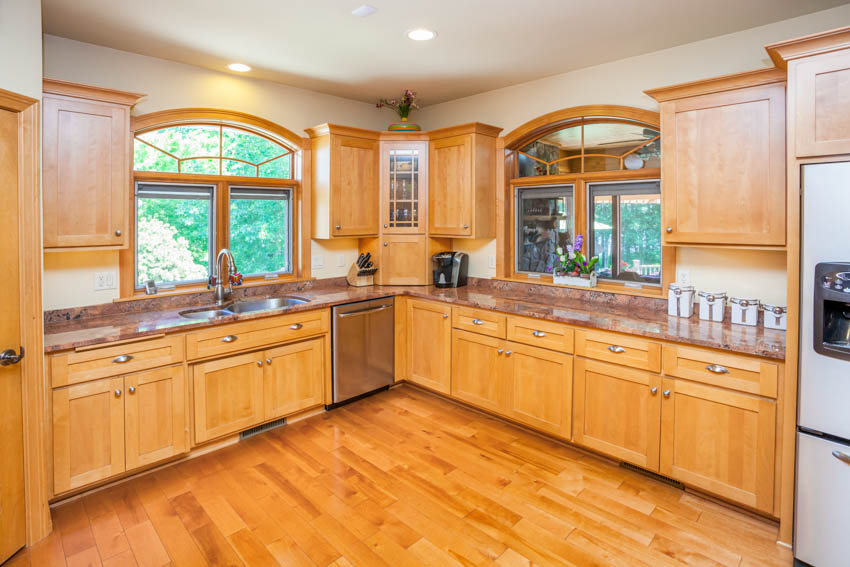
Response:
[612, 195, 621, 278]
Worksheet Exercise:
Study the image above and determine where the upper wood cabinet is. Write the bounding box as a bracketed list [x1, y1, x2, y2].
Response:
[308, 124, 380, 238]
[42, 79, 144, 250]
[646, 69, 786, 246]
[381, 140, 428, 234]
[767, 28, 850, 157]
[429, 123, 501, 238]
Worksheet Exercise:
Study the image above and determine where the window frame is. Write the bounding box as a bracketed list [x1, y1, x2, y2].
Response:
[514, 184, 576, 276]
[228, 185, 294, 278]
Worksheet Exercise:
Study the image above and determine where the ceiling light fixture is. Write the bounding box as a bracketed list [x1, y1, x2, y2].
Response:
[407, 28, 436, 41]
[352, 5, 377, 17]
[228, 63, 251, 72]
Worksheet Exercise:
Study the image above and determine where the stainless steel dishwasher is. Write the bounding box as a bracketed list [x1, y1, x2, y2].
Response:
[331, 297, 394, 406]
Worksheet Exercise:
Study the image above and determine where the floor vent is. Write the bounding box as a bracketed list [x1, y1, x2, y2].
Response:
[240, 417, 287, 440]
[620, 462, 685, 489]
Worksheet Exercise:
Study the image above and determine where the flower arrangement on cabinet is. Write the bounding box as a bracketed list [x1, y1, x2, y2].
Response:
[376, 90, 422, 131]
[552, 234, 599, 287]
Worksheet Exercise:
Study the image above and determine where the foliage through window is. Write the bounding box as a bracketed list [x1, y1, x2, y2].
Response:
[134, 124, 293, 178]
[229, 187, 292, 275]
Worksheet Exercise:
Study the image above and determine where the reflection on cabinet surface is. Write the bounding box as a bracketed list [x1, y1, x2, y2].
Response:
[406, 299, 452, 394]
[42, 80, 143, 249]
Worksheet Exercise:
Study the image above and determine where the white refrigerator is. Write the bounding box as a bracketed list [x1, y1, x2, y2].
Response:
[795, 161, 850, 567]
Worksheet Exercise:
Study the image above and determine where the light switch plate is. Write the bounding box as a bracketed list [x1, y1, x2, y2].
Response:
[312, 255, 324, 269]
[488, 255, 497, 269]
[336, 254, 346, 267]
[94, 271, 117, 291]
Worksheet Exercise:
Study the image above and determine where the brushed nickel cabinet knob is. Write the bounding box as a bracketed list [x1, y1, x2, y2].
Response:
[115, 229, 122, 236]
[666, 227, 673, 233]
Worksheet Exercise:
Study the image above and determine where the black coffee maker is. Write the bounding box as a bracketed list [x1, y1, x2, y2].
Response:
[814, 262, 850, 361]
[432, 252, 469, 288]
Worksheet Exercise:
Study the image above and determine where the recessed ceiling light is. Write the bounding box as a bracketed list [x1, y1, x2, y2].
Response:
[228, 63, 251, 72]
[352, 5, 377, 17]
[407, 28, 437, 41]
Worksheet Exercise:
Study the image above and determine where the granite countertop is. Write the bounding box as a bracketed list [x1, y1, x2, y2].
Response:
[43, 279, 786, 359]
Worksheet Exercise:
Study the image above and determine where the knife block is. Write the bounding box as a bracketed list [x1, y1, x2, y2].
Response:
[346, 262, 375, 287]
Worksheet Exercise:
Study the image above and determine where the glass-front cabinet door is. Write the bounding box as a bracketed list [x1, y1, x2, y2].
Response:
[381, 141, 428, 234]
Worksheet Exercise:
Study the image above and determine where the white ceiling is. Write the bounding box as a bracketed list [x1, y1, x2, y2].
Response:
[42, 0, 847, 106]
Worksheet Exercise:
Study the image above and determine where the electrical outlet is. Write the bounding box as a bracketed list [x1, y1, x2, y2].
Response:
[312, 255, 324, 269]
[676, 269, 691, 286]
[336, 253, 346, 267]
[93, 271, 117, 291]
[488, 255, 497, 269]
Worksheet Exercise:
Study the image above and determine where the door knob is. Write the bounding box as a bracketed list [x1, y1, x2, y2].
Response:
[665, 227, 673, 233]
[115, 229, 122, 236]
[442, 313, 449, 318]
[335, 225, 341, 230]
[128, 386, 136, 394]
[114, 389, 122, 397]
[266, 358, 272, 365]
[497, 349, 504, 354]
[0, 346, 24, 366]
[384, 242, 388, 247]
[463, 224, 469, 229]
[650, 387, 658, 395]
[505, 350, 512, 356]
[663, 390, 671, 398]
[256, 360, 263, 367]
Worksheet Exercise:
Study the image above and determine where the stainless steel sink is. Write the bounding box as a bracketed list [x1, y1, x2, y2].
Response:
[178, 307, 235, 320]
[228, 296, 309, 313]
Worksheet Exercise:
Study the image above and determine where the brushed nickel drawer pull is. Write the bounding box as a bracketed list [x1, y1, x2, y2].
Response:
[112, 354, 133, 364]
[608, 345, 626, 354]
[705, 364, 729, 374]
[471, 318, 485, 326]
[532, 330, 547, 338]
[290, 323, 303, 330]
[221, 335, 238, 343]
[833, 451, 850, 465]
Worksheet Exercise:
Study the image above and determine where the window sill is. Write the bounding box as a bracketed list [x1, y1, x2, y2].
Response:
[115, 276, 313, 303]
[498, 275, 665, 299]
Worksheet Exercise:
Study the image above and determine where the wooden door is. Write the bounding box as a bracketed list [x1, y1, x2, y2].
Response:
[660, 378, 776, 512]
[124, 365, 187, 470]
[451, 329, 505, 413]
[379, 235, 428, 285]
[42, 94, 128, 248]
[794, 50, 850, 157]
[406, 299, 452, 394]
[0, 107, 25, 562]
[53, 377, 125, 494]
[661, 84, 785, 246]
[504, 342, 572, 438]
[381, 141, 427, 234]
[332, 134, 379, 237]
[264, 337, 325, 420]
[573, 359, 662, 471]
[193, 353, 264, 443]
[429, 134, 473, 236]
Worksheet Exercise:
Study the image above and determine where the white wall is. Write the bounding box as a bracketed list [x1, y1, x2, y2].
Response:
[42, 35, 388, 309]
[0, 0, 43, 100]
[417, 4, 850, 305]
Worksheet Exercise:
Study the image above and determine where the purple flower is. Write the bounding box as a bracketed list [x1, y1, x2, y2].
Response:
[574, 234, 584, 252]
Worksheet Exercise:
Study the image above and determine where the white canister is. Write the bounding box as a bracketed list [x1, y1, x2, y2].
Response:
[668, 283, 695, 317]
[730, 297, 760, 326]
[762, 304, 787, 330]
[698, 291, 727, 322]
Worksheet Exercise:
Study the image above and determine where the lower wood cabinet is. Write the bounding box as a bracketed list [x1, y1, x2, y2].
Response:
[406, 299, 452, 394]
[53, 365, 186, 495]
[660, 377, 776, 513]
[451, 330, 506, 413]
[573, 359, 661, 471]
[264, 338, 325, 420]
[504, 342, 572, 438]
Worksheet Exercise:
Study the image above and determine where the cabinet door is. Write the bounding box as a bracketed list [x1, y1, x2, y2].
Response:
[378, 235, 428, 285]
[406, 299, 452, 394]
[264, 337, 325, 420]
[42, 95, 128, 248]
[193, 353, 264, 443]
[661, 84, 785, 246]
[504, 342, 572, 438]
[451, 329, 505, 413]
[382, 141, 427, 234]
[573, 359, 661, 471]
[660, 378, 776, 512]
[124, 365, 187, 471]
[429, 134, 473, 236]
[53, 377, 125, 494]
[332, 134, 379, 237]
[794, 50, 850, 157]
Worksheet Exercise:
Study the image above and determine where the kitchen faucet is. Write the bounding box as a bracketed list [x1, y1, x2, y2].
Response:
[209, 248, 242, 305]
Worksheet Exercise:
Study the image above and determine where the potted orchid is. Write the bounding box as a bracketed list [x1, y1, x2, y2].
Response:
[553, 234, 599, 288]
[376, 89, 422, 131]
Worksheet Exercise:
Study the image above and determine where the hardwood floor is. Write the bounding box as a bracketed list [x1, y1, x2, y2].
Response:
[8, 385, 792, 567]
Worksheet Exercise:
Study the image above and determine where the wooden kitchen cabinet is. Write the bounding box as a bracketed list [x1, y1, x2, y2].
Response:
[124, 365, 187, 470]
[504, 341, 572, 438]
[451, 329, 506, 413]
[53, 377, 125, 494]
[308, 124, 379, 238]
[573, 359, 661, 471]
[406, 299, 452, 394]
[193, 352, 265, 443]
[42, 79, 143, 250]
[376, 235, 428, 285]
[381, 140, 428, 234]
[660, 378, 776, 513]
[646, 70, 786, 246]
[264, 337, 325, 420]
[429, 123, 501, 238]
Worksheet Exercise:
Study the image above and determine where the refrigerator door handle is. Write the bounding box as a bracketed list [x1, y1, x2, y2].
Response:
[832, 450, 850, 465]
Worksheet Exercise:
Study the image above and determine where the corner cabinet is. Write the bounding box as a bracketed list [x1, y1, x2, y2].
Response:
[42, 79, 144, 250]
[429, 123, 501, 238]
[308, 124, 380, 238]
[646, 69, 786, 247]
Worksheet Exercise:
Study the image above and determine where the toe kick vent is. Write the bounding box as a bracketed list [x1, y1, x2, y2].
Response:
[619, 462, 685, 490]
[240, 417, 287, 440]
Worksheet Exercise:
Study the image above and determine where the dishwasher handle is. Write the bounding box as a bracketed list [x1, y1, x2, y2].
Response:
[337, 304, 392, 318]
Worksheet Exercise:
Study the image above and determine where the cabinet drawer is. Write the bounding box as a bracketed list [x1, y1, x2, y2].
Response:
[507, 316, 574, 353]
[662, 345, 778, 398]
[452, 306, 506, 338]
[575, 329, 661, 372]
[186, 309, 329, 360]
[51, 336, 185, 388]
